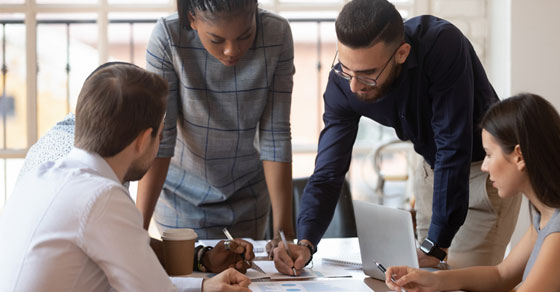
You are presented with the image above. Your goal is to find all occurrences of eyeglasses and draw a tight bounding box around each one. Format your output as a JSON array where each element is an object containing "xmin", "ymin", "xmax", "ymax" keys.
[{"xmin": 330, "ymin": 44, "xmax": 402, "ymax": 87}]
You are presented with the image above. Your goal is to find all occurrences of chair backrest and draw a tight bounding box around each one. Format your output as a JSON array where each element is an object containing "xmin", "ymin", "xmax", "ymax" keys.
[{"xmin": 265, "ymin": 177, "xmax": 357, "ymax": 239}]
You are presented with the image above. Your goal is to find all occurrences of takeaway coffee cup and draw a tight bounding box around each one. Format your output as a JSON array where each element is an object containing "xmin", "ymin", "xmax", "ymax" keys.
[{"xmin": 161, "ymin": 228, "xmax": 198, "ymax": 276}]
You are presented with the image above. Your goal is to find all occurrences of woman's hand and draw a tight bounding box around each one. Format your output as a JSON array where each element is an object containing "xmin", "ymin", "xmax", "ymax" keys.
[
  {"xmin": 385, "ymin": 266, "xmax": 440, "ymax": 292},
  {"xmin": 202, "ymin": 239, "xmax": 254, "ymax": 273}
]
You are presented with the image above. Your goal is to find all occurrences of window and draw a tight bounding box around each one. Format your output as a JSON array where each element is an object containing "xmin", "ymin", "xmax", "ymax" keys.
[{"xmin": 0, "ymin": 0, "xmax": 420, "ymax": 209}]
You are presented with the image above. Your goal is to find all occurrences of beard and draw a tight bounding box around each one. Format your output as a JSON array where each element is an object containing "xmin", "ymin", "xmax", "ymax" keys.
[
  {"xmin": 123, "ymin": 157, "xmax": 152, "ymax": 182},
  {"xmin": 355, "ymin": 62, "xmax": 402, "ymax": 103}
]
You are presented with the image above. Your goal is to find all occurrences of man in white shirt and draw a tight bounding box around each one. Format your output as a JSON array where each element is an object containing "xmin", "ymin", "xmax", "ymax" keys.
[{"xmin": 0, "ymin": 63, "xmax": 251, "ymax": 292}]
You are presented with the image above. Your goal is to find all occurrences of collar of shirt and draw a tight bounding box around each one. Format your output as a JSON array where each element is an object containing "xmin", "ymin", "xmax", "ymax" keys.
[
  {"xmin": 404, "ymin": 35, "xmax": 418, "ymax": 70},
  {"xmin": 67, "ymin": 147, "xmax": 121, "ymax": 184}
]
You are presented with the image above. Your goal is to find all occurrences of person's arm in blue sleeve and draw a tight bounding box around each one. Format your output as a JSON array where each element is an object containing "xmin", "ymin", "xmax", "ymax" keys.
[
  {"xmin": 273, "ymin": 73, "xmax": 359, "ymax": 276},
  {"xmin": 297, "ymin": 72, "xmax": 361, "ymax": 247},
  {"xmin": 425, "ymin": 24, "xmax": 475, "ymax": 248}
]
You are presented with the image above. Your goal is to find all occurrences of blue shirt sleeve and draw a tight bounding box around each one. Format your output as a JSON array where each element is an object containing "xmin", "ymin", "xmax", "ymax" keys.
[
  {"xmin": 296, "ymin": 74, "xmax": 360, "ymax": 246},
  {"xmin": 425, "ymin": 24, "xmax": 474, "ymax": 247}
]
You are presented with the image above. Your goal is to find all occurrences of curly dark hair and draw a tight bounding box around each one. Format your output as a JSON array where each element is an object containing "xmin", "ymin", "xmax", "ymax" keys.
[{"xmin": 177, "ymin": 0, "xmax": 258, "ymax": 30}]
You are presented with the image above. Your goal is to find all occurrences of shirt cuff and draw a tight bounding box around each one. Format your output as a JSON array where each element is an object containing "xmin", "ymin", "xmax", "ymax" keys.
[
  {"xmin": 427, "ymin": 222, "xmax": 459, "ymax": 248},
  {"xmin": 170, "ymin": 277, "xmax": 203, "ymax": 292},
  {"xmin": 297, "ymin": 224, "xmax": 322, "ymax": 248}
]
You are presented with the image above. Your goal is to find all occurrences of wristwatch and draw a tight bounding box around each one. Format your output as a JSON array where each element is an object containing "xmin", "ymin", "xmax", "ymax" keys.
[
  {"xmin": 420, "ymin": 238, "xmax": 446, "ymax": 261},
  {"xmin": 297, "ymin": 240, "xmax": 315, "ymax": 267}
]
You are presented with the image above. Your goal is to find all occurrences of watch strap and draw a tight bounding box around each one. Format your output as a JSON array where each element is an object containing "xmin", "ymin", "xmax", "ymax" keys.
[
  {"xmin": 297, "ymin": 241, "xmax": 314, "ymax": 267},
  {"xmin": 429, "ymin": 245, "xmax": 446, "ymax": 261}
]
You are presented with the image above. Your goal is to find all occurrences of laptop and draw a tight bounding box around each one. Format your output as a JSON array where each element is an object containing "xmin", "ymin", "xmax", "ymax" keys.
[{"xmin": 352, "ymin": 200, "xmax": 419, "ymax": 280}]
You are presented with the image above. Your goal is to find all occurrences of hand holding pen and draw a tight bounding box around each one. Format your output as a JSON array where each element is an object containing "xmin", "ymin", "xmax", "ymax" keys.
[
  {"xmin": 222, "ymin": 228, "xmax": 264, "ymax": 274},
  {"xmin": 279, "ymin": 229, "xmax": 298, "ymax": 276},
  {"xmin": 200, "ymin": 236, "xmax": 254, "ymax": 273},
  {"xmin": 375, "ymin": 261, "xmax": 408, "ymax": 292}
]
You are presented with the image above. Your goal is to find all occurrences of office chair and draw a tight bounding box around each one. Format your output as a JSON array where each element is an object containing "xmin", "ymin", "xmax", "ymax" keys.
[
  {"xmin": 371, "ymin": 140, "xmax": 415, "ymax": 205},
  {"xmin": 265, "ymin": 177, "xmax": 357, "ymax": 239}
]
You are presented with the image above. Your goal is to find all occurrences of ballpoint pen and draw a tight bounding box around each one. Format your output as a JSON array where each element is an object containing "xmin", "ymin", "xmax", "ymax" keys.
[
  {"xmin": 279, "ymin": 229, "xmax": 297, "ymax": 276},
  {"xmin": 375, "ymin": 260, "xmax": 406, "ymax": 292},
  {"xmin": 222, "ymin": 227, "xmax": 265, "ymax": 274}
]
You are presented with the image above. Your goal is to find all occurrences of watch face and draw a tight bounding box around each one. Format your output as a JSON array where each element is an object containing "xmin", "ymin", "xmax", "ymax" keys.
[{"xmin": 420, "ymin": 239, "xmax": 434, "ymax": 253}]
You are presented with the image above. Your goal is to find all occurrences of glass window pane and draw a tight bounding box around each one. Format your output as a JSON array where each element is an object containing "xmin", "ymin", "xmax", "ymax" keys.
[
  {"xmin": 109, "ymin": 0, "xmax": 170, "ymax": 4},
  {"xmin": 37, "ymin": 14, "xmax": 99, "ymax": 138},
  {"xmin": 290, "ymin": 20, "xmax": 336, "ymax": 147},
  {"xmin": 279, "ymin": 0, "xmax": 341, "ymax": 3},
  {"xmin": 293, "ymin": 153, "xmax": 317, "ymax": 178},
  {"xmin": 36, "ymin": 0, "xmax": 96, "ymax": 4},
  {"xmin": 0, "ymin": 14, "xmax": 27, "ymax": 150},
  {"xmin": 0, "ymin": 0, "xmax": 25, "ymax": 4},
  {"xmin": 108, "ymin": 13, "xmax": 163, "ymax": 67}
]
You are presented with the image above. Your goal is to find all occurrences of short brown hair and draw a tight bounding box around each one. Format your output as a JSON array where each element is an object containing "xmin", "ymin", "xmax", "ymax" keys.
[{"xmin": 75, "ymin": 63, "xmax": 168, "ymax": 157}]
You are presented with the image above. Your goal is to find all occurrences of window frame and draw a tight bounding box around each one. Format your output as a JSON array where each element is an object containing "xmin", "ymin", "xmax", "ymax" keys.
[
  {"xmin": 0, "ymin": 0, "xmax": 422, "ymax": 206},
  {"xmin": 0, "ymin": 0, "xmax": 420, "ymax": 157}
]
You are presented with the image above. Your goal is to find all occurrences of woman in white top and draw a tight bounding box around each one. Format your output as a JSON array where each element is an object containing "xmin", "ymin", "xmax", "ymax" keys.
[{"xmin": 386, "ymin": 93, "xmax": 560, "ymax": 291}]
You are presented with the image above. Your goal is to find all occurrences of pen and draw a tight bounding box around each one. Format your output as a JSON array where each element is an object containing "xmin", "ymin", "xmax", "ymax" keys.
[
  {"xmin": 279, "ymin": 229, "xmax": 297, "ymax": 276},
  {"xmin": 222, "ymin": 227, "xmax": 234, "ymax": 242},
  {"xmin": 222, "ymin": 228, "xmax": 265, "ymax": 274},
  {"xmin": 375, "ymin": 260, "xmax": 406, "ymax": 292}
]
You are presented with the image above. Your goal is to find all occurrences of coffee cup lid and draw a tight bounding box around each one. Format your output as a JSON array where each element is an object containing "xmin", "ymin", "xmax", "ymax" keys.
[{"xmin": 162, "ymin": 228, "xmax": 198, "ymax": 241}]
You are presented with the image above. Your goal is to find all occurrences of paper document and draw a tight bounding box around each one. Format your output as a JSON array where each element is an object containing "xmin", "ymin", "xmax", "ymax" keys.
[
  {"xmin": 321, "ymin": 257, "xmax": 362, "ymax": 268},
  {"xmin": 246, "ymin": 260, "xmax": 352, "ymax": 280},
  {"xmin": 249, "ymin": 279, "xmax": 372, "ymax": 292},
  {"xmin": 321, "ymin": 249, "xmax": 362, "ymax": 268},
  {"xmin": 246, "ymin": 260, "xmax": 318, "ymax": 280},
  {"xmin": 197, "ymin": 238, "xmax": 267, "ymax": 257}
]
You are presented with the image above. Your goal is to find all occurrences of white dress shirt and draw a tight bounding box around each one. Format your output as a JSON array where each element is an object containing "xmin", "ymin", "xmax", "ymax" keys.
[{"xmin": 0, "ymin": 148, "xmax": 202, "ymax": 292}]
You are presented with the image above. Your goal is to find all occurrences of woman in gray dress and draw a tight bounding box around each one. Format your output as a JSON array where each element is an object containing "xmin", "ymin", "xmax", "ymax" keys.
[
  {"xmin": 385, "ymin": 93, "xmax": 560, "ymax": 292},
  {"xmin": 138, "ymin": 0, "xmax": 295, "ymax": 246}
]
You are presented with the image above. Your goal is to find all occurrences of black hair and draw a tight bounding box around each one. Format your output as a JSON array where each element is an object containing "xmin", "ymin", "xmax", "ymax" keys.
[
  {"xmin": 177, "ymin": 0, "xmax": 258, "ymax": 30},
  {"xmin": 480, "ymin": 93, "xmax": 560, "ymax": 209},
  {"xmin": 335, "ymin": 0, "xmax": 404, "ymax": 48}
]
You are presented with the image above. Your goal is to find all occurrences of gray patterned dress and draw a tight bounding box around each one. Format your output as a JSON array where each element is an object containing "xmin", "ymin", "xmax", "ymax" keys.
[{"xmin": 146, "ymin": 9, "xmax": 294, "ymax": 239}]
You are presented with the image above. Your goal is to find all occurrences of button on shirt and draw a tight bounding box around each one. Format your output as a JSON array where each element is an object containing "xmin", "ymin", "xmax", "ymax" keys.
[
  {"xmin": 0, "ymin": 148, "xmax": 201, "ymax": 292},
  {"xmin": 297, "ymin": 15, "xmax": 499, "ymax": 248}
]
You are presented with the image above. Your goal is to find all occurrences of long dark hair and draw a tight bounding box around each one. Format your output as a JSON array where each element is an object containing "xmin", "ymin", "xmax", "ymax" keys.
[
  {"xmin": 480, "ymin": 93, "xmax": 560, "ymax": 209},
  {"xmin": 177, "ymin": 0, "xmax": 258, "ymax": 30}
]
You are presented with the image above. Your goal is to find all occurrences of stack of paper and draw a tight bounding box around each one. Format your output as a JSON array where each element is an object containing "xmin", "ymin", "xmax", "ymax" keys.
[
  {"xmin": 249, "ymin": 279, "xmax": 373, "ymax": 292},
  {"xmin": 246, "ymin": 260, "xmax": 352, "ymax": 280},
  {"xmin": 198, "ymin": 238, "xmax": 268, "ymax": 257}
]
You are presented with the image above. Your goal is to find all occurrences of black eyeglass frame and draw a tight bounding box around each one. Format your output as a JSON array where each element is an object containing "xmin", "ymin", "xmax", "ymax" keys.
[{"xmin": 330, "ymin": 43, "xmax": 403, "ymax": 87}]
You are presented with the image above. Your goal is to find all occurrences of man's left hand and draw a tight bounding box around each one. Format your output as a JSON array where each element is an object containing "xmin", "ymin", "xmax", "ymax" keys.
[
  {"xmin": 265, "ymin": 236, "xmax": 281, "ymax": 259},
  {"xmin": 416, "ymin": 247, "xmax": 448, "ymax": 268},
  {"xmin": 265, "ymin": 233, "xmax": 295, "ymax": 259}
]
